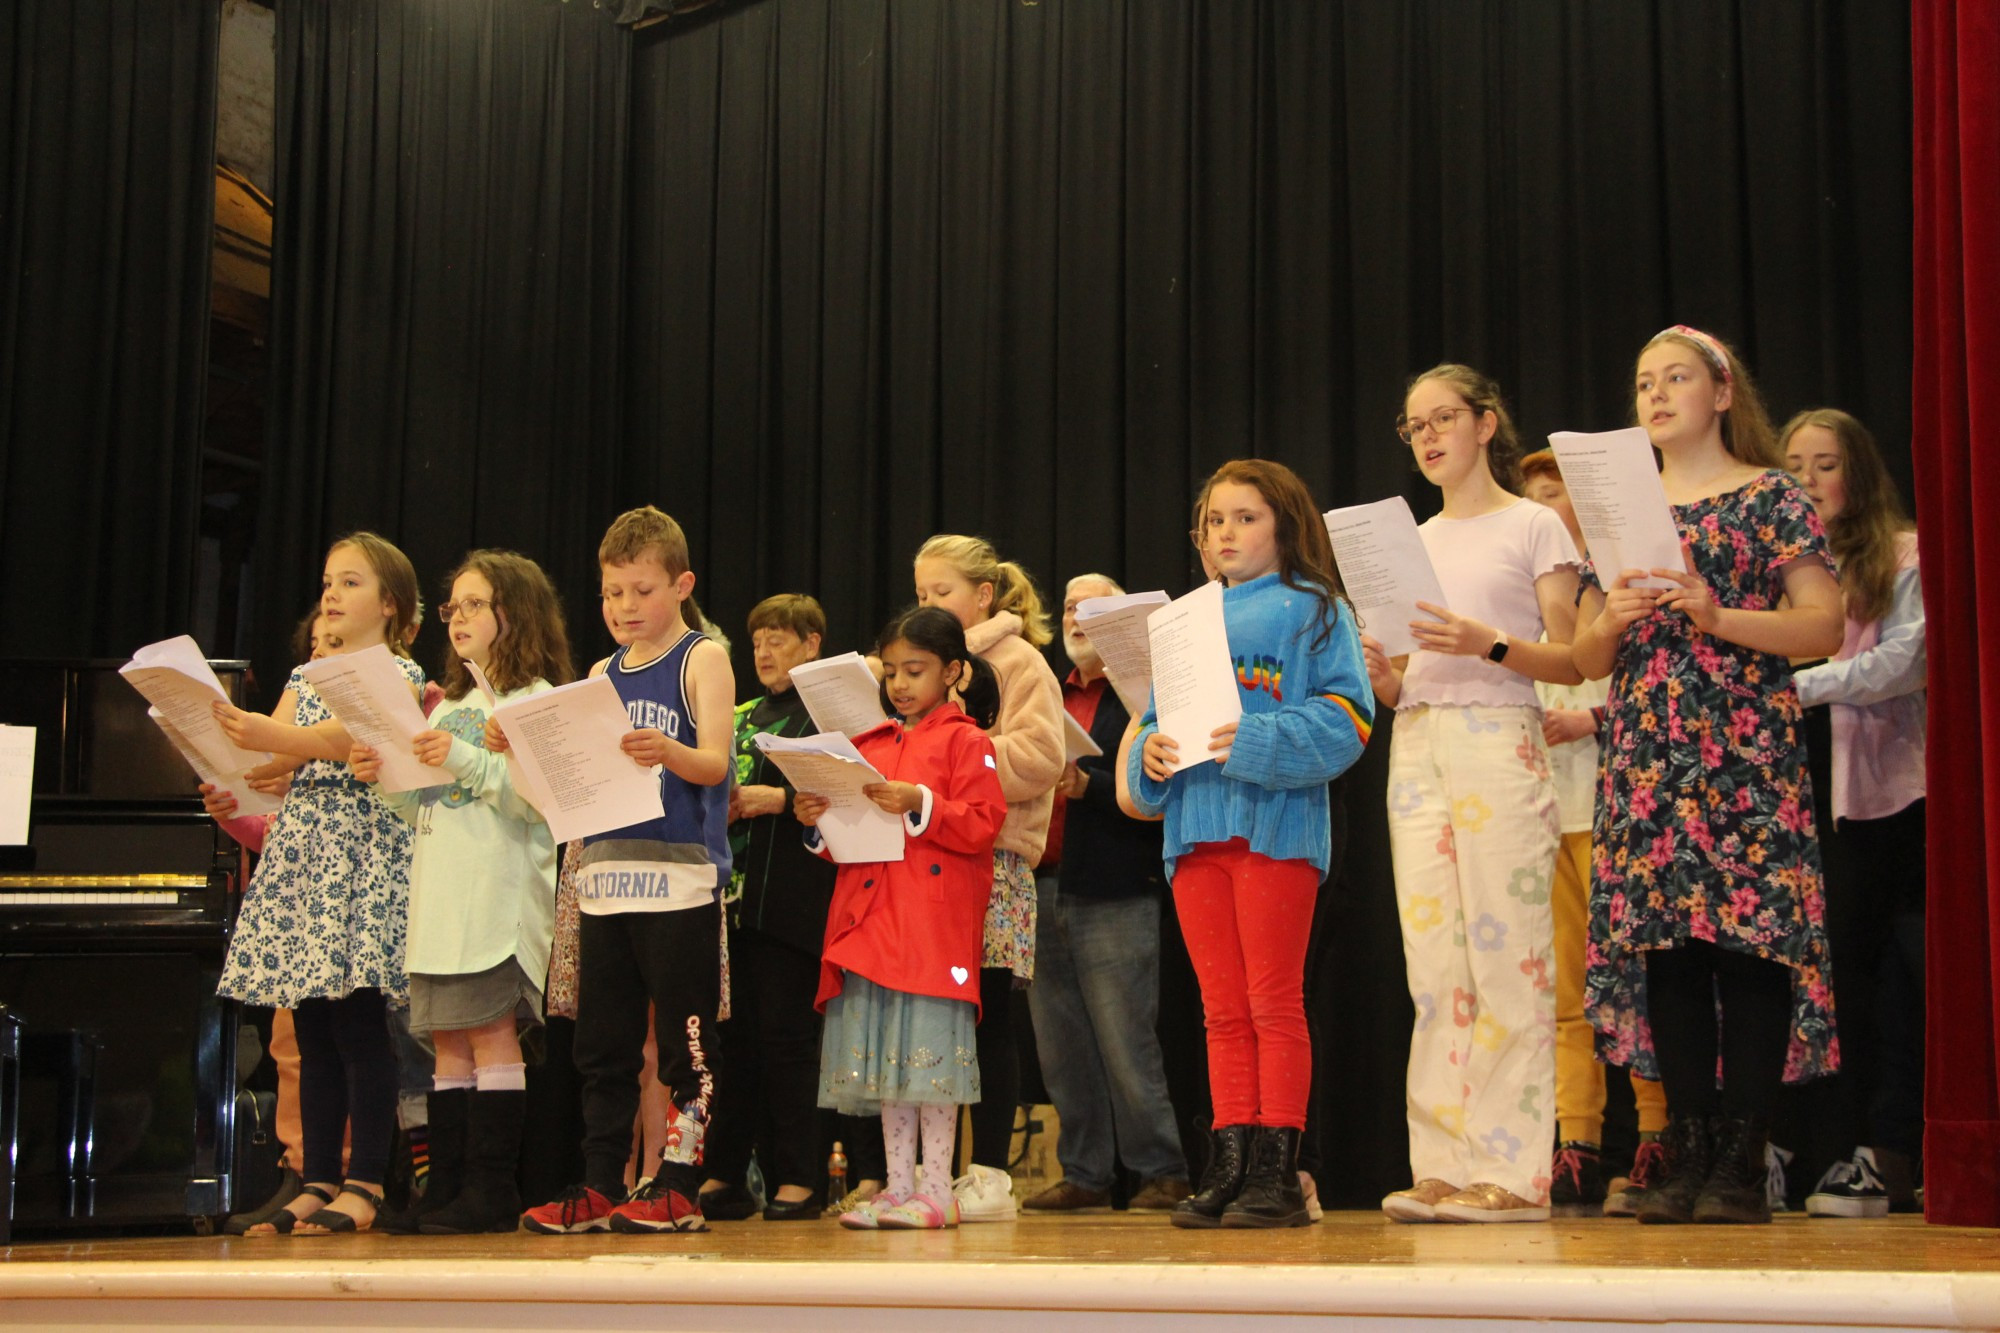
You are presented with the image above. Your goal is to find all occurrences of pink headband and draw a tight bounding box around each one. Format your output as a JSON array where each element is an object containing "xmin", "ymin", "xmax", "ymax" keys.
[{"xmin": 1659, "ymin": 324, "xmax": 1733, "ymax": 385}]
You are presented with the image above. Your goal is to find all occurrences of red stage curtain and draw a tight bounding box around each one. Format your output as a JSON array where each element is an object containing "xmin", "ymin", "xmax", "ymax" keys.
[{"xmin": 1913, "ymin": 0, "xmax": 2000, "ymax": 1227}]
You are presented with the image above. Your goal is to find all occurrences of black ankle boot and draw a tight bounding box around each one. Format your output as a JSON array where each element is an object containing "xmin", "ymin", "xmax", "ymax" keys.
[
  {"xmin": 1636, "ymin": 1114, "xmax": 1712, "ymax": 1225},
  {"xmin": 378, "ymin": 1087, "xmax": 468, "ymax": 1234},
  {"xmin": 421, "ymin": 1089, "xmax": 526, "ymax": 1234},
  {"xmin": 1693, "ymin": 1115, "xmax": 1772, "ymax": 1224},
  {"xmin": 1171, "ymin": 1124, "xmax": 1251, "ymax": 1230},
  {"xmin": 1221, "ymin": 1127, "xmax": 1308, "ymax": 1228}
]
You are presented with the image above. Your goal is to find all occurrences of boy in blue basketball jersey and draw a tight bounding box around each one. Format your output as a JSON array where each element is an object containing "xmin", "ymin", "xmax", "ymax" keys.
[{"xmin": 517, "ymin": 506, "xmax": 735, "ymax": 1234}]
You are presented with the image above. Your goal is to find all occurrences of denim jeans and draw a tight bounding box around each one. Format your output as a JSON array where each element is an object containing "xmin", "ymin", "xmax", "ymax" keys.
[
  {"xmin": 1027, "ymin": 873, "xmax": 1186, "ymax": 1190},
  {"xmin": 386, "ymin": 1002, "xmax": 433, "ymax": 1130}
]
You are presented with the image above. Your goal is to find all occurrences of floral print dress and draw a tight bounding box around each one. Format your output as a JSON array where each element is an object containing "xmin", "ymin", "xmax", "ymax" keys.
[
  {"xmin": 1583, "ymin": 470, "xmax": 1839, "ymax": 1084},
  {"xmin": 218, "ymin": 657, "xmax": 423, "ymax": 1006}
]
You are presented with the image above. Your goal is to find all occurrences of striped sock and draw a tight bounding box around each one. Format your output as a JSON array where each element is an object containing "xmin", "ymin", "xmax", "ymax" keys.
[{"xmin": 407, "ymin": 1122, "xmax": 430, "ymax": 1194}]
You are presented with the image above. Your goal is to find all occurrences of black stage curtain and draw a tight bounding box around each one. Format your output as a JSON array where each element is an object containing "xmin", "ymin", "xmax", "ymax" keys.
[
  {"xmin": 259, "ymin": 0, "xmax": 1908, "ymax": 1206},
  {"xmin": 257, "ymin": 0, "xmax": 629, "ymax": 686},
  {"xmin": 0, "ymin": 0, "xmax": 217, "ymax": 657},
  {"xmin": 624, "ymin": 0, "xmax": 1910, "ymax": 666}
]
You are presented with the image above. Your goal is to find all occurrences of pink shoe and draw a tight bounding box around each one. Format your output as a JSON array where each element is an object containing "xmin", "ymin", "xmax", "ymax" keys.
[
  {"xmin": 876, "ymin": 1192, "xmax": 959, "ymax": 1230},
  {"xmin": 839, "ymin": 1191, "xmax": 904, "ymax": 1230}
]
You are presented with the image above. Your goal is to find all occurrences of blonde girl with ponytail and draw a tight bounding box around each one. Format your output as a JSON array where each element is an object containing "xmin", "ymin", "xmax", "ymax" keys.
[{"xmin": 913, "ymin": 534, "xmax": 1067, "ymax": 1215}]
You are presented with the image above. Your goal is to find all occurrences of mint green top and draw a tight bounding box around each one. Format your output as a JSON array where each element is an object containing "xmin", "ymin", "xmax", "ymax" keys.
[{"xmin": 381, "ymin": 681, "xmax": 557, "ymax": 987}]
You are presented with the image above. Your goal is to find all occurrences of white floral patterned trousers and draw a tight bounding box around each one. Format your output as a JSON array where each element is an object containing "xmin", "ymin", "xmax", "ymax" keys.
[{"xmin": 1387, "ymin": 703, "xmax": 1561, "ymax": 1203}]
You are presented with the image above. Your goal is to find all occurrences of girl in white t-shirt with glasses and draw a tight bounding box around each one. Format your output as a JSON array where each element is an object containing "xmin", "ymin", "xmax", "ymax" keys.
[{"xmin": 1363, "ymin": 364, "xmax": 1582, "ymax": 1223}]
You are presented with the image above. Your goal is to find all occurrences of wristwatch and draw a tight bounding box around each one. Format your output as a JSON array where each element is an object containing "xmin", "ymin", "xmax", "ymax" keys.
[{"xmin": 1487, "ymin": 630, "xmax": 1511, "ymax": 664}]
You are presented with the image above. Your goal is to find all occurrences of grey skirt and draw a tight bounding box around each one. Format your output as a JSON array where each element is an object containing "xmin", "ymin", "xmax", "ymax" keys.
[{"xmin": 409, "ymin": 957, "xmax": 544, "ymax": 1035}]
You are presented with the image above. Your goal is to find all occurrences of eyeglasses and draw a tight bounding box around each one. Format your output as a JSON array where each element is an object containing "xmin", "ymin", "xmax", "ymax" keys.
[
  {"xmin": 437, "ymin": 598, "xmax": 492, "ymax": 622},
  {"xmin": 1395, "ymin": 406, "xmax": 1478, "ymax": 444}
]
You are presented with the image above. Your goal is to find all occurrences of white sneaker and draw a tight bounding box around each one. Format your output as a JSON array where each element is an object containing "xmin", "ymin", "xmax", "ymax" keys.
[
  {"xmin": 950, "ymin": 1163, "xmax": 1018, "ymax": 1222},
  {"xmin": 1806, "ymin": 1147, "xmax": 1892, "ymax": 1218}
]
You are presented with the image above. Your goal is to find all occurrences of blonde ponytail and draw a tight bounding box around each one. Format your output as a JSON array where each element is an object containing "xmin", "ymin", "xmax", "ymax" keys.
[
  {"xmin": 991, "ymin": 560, "xmax": 1053, "ymax": 647},
  {"xmin": 914, "ymin": 534, "xmax": 1054, "ymax": 646}
]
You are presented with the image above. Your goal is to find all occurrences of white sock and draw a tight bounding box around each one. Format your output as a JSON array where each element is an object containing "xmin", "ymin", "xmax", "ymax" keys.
[
  {"xmin": 432, "ymin": 1073, "xmax": 477, "ymax": 1092},
  {"xmin": 473, "ymin": 1062, "xmax": 527, "ymax": 1092}
]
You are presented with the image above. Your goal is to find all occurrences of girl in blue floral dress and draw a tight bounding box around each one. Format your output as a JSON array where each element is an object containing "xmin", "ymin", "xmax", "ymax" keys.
[
  {"xmin": 212, "ymin": 532, "xmax": 426, "ymax": 1234},
  {"xmin": 1572, "ymin": 328, "xmax": 1846, "ymax": 1225}
]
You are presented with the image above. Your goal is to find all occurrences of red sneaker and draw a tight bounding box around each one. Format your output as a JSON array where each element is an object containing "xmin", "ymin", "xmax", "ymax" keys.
[
  {"xmin": 521, "ymin": 1184, "xmax": 617, "ymax": 1235},
  {"xmin": 609, "ymin": 1176, "xmax": 708, "ymax": 1233}
]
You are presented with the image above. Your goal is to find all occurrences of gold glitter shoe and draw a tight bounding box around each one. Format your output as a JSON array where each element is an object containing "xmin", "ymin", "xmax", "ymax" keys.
[
  {"xmin": 824, "ymin": 1180, "xmax": 882, "ymax": 1219},
  {"xmin": 1432, "ymin": 1181, "xmax": 1551, "ymax": 1223},
  {"xmin": 1381, "ymin": 1178, "xmax": 1460, "ymax": 1222}
]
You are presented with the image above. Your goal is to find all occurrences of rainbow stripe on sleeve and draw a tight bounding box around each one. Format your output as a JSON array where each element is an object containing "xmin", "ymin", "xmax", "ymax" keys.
[{"xmin": 1327, "ymin": 692, "xmax": 1374, "ymax": 747}]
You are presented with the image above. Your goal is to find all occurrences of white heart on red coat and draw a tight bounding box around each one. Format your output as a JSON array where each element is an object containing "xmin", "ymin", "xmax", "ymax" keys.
[{"xmin": 951, "ymin": 966, "xmax": 969, "ymax": 985}]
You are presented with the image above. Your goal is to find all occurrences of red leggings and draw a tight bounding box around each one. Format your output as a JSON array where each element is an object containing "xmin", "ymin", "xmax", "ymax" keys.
[{"xmin": 1171, "ymin": 838, "xmax": 1320, "ymax": 1129}]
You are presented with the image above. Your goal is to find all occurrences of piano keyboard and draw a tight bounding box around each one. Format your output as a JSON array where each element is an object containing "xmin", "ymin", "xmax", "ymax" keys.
[
  {"xmin": 2, "ymin": 890, "xmax": 183, "ymax": 906},
  {"xmin": 0, "ymin": 875, "xmax": 207, "ymax": 907}
]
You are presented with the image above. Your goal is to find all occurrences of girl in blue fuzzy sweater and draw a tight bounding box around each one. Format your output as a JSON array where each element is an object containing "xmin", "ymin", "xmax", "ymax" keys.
[{"xmin": 1126, "ymin": 458, "xmax": 1374, "ymax": 1229}]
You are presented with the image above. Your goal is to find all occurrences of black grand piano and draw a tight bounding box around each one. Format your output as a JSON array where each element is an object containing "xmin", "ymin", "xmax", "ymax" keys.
[{"xmin": 0, "ymin": 658, "xmax": 248, "ymax": 1235}]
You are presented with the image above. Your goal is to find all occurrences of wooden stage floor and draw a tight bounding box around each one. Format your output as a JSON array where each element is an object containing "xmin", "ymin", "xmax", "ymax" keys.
[{"xmin": 3, "ymin": 1210, "xmax": 1997, "ymax": 1331}]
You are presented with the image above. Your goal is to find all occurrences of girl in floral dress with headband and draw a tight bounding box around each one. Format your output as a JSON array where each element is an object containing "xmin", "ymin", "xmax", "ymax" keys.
[{"xmin": 1572, "ymin": 326, "xmax": 1845, "ymax": 1225}]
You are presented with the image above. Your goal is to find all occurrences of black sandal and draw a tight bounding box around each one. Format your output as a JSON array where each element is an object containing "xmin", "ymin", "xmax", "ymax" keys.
[
  {"xmin": 294, "ymin": 1183, "xmax": 385, "ymax": 1235},
  {"xmin": 250, "ymin": 1183, "xmax": 336, "ymax": 1236}
]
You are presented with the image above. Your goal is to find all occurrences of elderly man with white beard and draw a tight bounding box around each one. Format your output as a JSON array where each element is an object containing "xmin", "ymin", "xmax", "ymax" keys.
[{"xmin": 1020, "ymin": 574, "xmax": 1192, "ymax": 1213}]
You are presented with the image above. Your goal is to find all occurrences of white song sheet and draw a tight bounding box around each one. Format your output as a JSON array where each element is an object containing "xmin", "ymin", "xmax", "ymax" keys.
[
  {"xmin": 1547, "ymin": 428, "xmax": 1683, "ymax": 590},
  {"xmin": 298, "ymin": 645, "xmax": 450, "ymax": 794},
  {"xmin": 752, "ymin": 731, "xmax": 905, "ymax": 863},
  {"xmin": 120, "ymin": 637, "xmax": 247, "ymax": 775},
  {"xmin": 466, "ymin": 661, "xmax": 553, "ymax": 815},
  {"xmin": 786, "ymin": 652, "xmax": 889, "ymax": 738},
  {"xmin": 1146, "ymin": 580, "xmax": 1242, "ymax": 774},
  {"xmin": 0, "ymin": 725, "xmax": 33, "ymax": 845},
  {"xmin": 1321, "ymin": 498, "xmax": 1448, "ymax": 658},
  {"xmin": 1073, "ymin": 590, "xmax": 1171, "ymax": 716},
  {"xmin": 150, "ymin": 710, "xmax": 280, "ymax": 817},
  {"xmin": 492, "ymin": 674, "xmax": 664, "ymax": 845},
  {"xmin": 120, "ymin": 635, "xmax": 280, "ymax": 809},
  {"xmin": 1062, "ymin": 710, "xmax": 1103, "ymax": 762}
]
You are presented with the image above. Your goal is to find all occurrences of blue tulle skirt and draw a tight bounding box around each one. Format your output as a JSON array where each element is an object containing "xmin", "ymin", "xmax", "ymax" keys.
[{"xmin": 818, "ymin": 973, "xmax": 981, "ymax": 1112}]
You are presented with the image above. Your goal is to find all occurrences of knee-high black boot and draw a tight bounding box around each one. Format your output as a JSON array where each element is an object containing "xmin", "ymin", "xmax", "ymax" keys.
[
  {"xmin": 378, "ymin": 1088, "xmax": 467, "ymax": 1235},
  {"xmin": 421, "ymin": 1090, "xmax": 525, "ymax": 1234}
]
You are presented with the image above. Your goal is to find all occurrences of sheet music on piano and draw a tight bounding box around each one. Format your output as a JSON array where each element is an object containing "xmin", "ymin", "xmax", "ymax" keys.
[{"xmin": 0, "ymin": 724, "xmax": 31, "ymax": 844}]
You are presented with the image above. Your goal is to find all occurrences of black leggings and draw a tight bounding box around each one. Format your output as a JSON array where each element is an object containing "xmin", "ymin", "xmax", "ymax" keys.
[
  {"xmin": 293, "ymin": 988, "xmax": 398, "ymax": 1185},
  {"xmin": 704, "ymin": 929, "xmax": 824, "ymax": 1191},
  {"xmin": 1644, "ymin": 940, "xmax": 1791, "ymax": 1122},
  {"xmin": 968, "ymin": 967, "xmax": 1020, "ymax": 1171}
]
